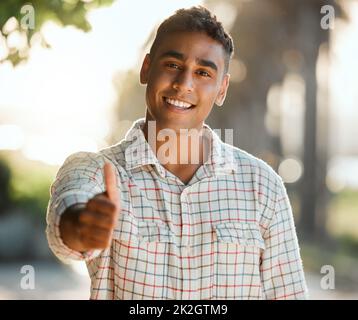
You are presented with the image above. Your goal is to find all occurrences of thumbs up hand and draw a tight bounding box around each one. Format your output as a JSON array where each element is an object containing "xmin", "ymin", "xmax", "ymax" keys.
[{"xmin": 59, "ymin": 162, "xmax": 120, "ymax": 252}]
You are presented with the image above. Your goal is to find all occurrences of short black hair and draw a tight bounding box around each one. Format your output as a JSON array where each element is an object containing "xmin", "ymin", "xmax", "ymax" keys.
[{"xmin": 149, "ymin": 6, "xmax": 234, "ymax": 73}]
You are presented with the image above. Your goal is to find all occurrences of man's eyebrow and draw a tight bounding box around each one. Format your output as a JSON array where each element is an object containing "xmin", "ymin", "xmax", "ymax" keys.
[
  {"xmin": 159, "ymin": 50, "xmax": 184, "ymax": 60},
  {"xmin": 196, "ymin": 58, "xmax": 218, "ymax": 72},
  {"xmin": 159, "ymin": 50, "xmax": 218, "ymax": 72}
]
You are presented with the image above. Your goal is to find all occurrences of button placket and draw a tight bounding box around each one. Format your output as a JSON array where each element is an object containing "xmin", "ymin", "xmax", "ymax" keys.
[
  {"xmin": 180, "ymin": 188, "xmax": 190, "ymax": 246},
  {"xmin": 179, "ymin": 187, "xmax": 195, "ymax": 299}
]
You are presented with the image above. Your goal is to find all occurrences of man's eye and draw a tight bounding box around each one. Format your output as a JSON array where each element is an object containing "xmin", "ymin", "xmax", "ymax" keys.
[
  {"xmin": 167, "ymin": 63, "xmax": 180, "ymax": 69},
  {"xmin": 197, "ymin": 70, "xmax": 210, "ymax": 77}
]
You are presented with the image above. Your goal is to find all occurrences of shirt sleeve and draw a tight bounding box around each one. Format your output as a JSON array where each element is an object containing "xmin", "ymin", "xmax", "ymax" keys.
[
  {"xmin": 260, "ymin": 176, "xmax": 309, "ymax": 300},
  {"xmin": 46, "ymin": 151, "xmax": 108, "ymax": 264}
]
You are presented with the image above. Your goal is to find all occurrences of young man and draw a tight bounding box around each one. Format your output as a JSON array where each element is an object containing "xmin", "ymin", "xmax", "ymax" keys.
[{"xmin": 46, "ymin": 6, "xmax": 308, "ymax": 300}]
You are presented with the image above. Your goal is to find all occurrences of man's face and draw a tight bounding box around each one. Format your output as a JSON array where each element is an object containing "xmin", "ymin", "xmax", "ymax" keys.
[{"xmin": 140, "ymin": 31, "xmax": 230, "ymax": 131}]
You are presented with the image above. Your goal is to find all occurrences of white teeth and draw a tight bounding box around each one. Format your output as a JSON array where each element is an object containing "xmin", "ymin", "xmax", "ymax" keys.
[{"xmin": 165, "ymin": 98, "xmax": 192, "ymax": 109}]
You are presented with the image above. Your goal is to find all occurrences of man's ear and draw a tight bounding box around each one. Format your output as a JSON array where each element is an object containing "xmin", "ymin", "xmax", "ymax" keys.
[
  {"xmin": 140, "ymin": 54, "xmax": 151, "ymax": 84},
  {"xmin": 215, "ymin": 73, "xmax": 230, "ymax": 106}
]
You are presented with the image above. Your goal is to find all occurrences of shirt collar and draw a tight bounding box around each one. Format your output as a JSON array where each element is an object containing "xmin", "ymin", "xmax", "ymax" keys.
[
  {"xmin": 124, "ymin": 118, "xmax": 163, "ymax": 174},
  {"xmin": 124, "ymin": 118, "xmax": 237, "ymax": 178}
]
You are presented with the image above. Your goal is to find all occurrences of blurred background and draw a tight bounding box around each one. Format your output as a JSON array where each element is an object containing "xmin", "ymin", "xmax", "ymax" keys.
[{"xmin": 0, "ymin": 0, "xmax": 357, "ymax": 299}]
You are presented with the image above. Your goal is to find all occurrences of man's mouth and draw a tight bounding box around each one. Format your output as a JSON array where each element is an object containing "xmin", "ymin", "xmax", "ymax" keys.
[{"xmin": 163, "ymin": 97, "xmax": 195, "ymax": 110}]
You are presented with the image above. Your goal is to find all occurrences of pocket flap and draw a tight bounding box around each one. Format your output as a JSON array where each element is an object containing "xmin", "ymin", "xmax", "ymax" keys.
[
  {"xmin": 138, "ymin": 221, "xmax": 174, "ymax": 243},
  {"xmin": 214, "ymin": 222, "xmax": 265, "ymax": 249}
]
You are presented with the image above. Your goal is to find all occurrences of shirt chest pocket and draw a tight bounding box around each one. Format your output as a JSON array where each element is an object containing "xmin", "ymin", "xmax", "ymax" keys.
[
  {"xmin": 213, "ymin": 222, "xmax": 265, "ymax": 299},
  {"xmin": 214, "ymin": 222, "xmax": 266, "ymax": 251},
  {"xmin": 112, "ymin": 217, "xmax": 175, "ymax": 299}
]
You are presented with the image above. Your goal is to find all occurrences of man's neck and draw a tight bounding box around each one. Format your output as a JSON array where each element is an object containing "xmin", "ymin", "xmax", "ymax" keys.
[{"xmin": 143, "ymin": 121, "xmax": 209, "ymax": 163}]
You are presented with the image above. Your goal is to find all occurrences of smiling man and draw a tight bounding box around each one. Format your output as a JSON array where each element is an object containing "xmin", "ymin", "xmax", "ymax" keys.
[
  {"xmin": 46, "ymin": 6, "xmax": 308, "ymax": 300},
  {"xmin": 141, "ymin": 29, "xmax": 230, "ymax": 184}
]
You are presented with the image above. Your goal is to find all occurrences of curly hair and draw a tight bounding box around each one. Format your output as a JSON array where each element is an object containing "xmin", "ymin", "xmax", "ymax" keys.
[{"xmin": 149, "ymin": 6, "xmax": 234, "ymax": 73}]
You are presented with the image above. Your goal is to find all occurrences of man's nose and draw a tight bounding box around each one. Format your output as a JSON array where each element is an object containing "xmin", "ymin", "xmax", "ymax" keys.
[{"xmin": 172, "ymin": 70, "xmax": 194, "ymax": 92}]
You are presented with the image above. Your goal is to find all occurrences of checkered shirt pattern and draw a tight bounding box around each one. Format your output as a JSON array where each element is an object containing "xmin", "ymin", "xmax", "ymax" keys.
[{"xmin": 46, "ymin": 118, "xmax": 308, "ymax": 300}]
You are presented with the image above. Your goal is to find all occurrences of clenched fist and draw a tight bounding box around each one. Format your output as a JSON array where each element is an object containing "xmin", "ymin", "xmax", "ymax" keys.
[{"xmin": 59, "ymin": 162, "xmax": 120, "ymax": 252}]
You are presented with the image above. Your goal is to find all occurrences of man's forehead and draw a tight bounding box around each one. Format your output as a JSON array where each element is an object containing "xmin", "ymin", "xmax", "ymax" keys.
[{"xmin": 153, "ymin": 32, "xmax": 226, "ymax": 68}]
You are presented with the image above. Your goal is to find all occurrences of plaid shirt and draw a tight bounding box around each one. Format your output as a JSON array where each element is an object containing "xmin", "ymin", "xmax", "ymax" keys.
[{"xmin": 46, "ymin": 118, "xmax": 308, "ymax": 300}]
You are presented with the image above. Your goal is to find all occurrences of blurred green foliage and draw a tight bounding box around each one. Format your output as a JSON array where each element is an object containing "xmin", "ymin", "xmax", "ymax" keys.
[
  {"xmin": 0, "ymin": 158, "xmax": 11, "ymax": 212},
  {"xmin": 0, "ymin": 0, "xmax": 114, "ymax": 65},
  {"xmin": 337, "ymin": 233, "xmax": 358, "ymax": 259},
  {"xmin": 0, "ymin": 151, "xmax": 57, "ymax": 218},
  {"xmin": 301, "ymin": 241, "xmax": 358, "ymax": 289},
  {"xmin": 328, "ymin": 189, "xmax": 358, "ymax": 240}
]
